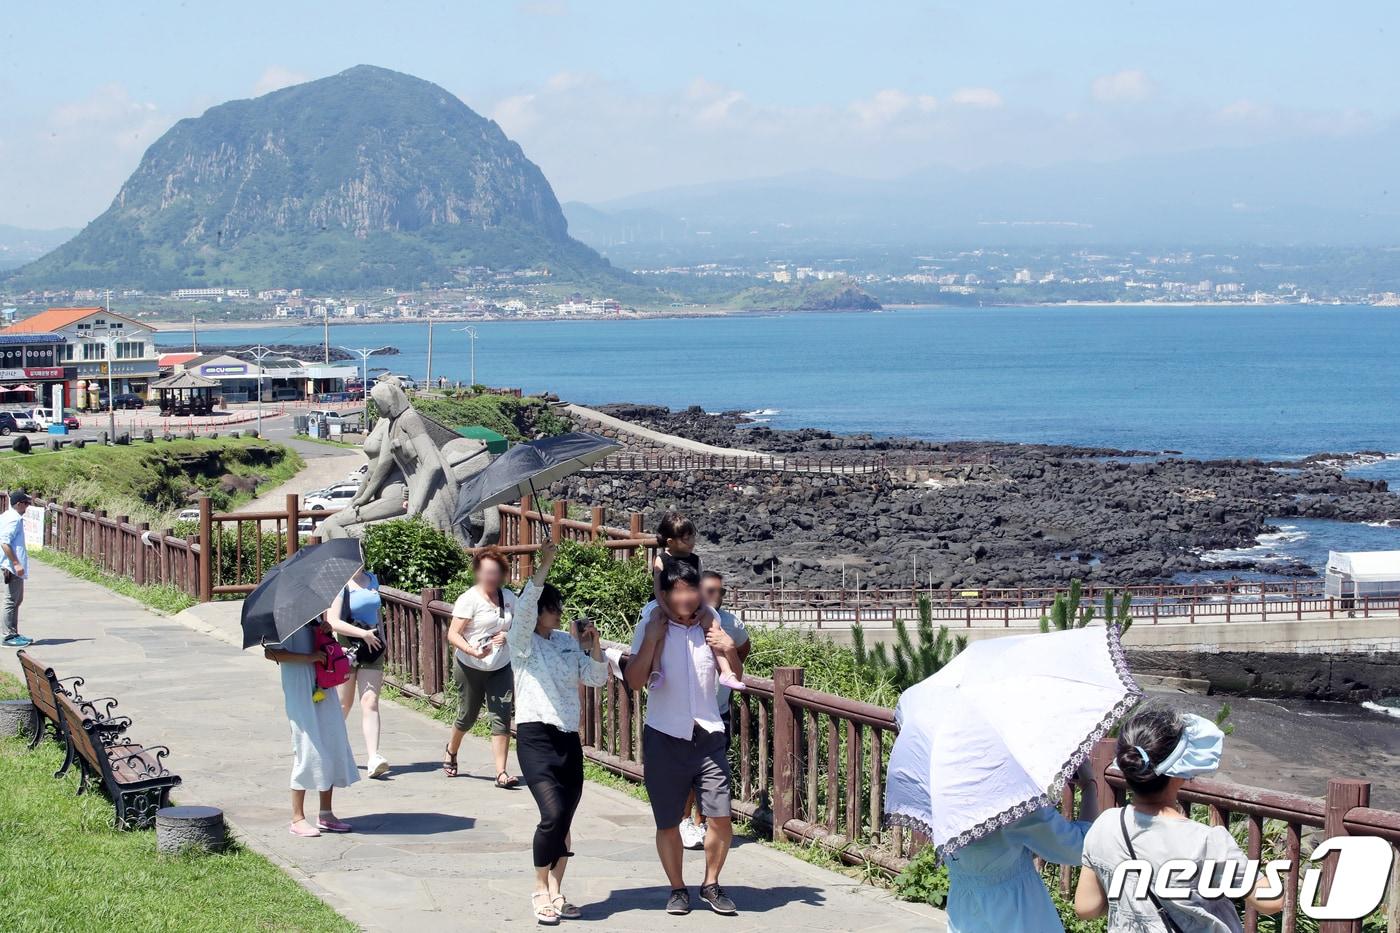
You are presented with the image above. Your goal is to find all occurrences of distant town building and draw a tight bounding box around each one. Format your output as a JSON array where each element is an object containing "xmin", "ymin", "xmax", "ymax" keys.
[{"xmin": 2, "ymin": 306, "xmax": 160, "ymax": 407}]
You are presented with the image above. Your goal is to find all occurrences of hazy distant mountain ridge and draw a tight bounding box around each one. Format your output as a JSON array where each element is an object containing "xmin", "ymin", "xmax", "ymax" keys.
[{"xmin": 12, "ymin": 65, "xmax": 609, "ymax": 289}]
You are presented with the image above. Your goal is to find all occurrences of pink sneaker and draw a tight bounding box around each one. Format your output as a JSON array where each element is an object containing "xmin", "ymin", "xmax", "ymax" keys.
[
  {"xmin": 316, "ymin": 814, "xmax": 352, "ymax": 833},
  {"xmin": 288, "ymin": 820, "xmax": 321, "ymax": 838},
  {"xmin": 718, "ymin": 673, "xmax": 745, "ymax": 692}
]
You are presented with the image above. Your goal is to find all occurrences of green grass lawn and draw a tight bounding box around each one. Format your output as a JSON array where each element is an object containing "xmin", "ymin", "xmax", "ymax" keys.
[{"xmin": 0, "ymin": 672, "xmax": 354, "ymax": 933}]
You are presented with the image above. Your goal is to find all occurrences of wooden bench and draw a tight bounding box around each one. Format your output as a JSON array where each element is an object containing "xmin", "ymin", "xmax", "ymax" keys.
[
  {"xmin": 17, "ymin": 650, "xmax": 128, "ymax": 778},
  {"xmin": 56, "ymin": 693, "xmax": 179, "ymax": 829}
]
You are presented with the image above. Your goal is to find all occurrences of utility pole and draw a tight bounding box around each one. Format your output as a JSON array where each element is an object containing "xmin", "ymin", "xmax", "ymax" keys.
[
  {"xmin": 191, "ymin": 314, "xmax": 200, "ymax": 354},
  {"xmin": 322, "ymin": 307, "xmax": 330, "ymax": 364},
  {"xmin": 236, "ymin": 345, "xmax": 282, "ymax": 436},
  {"xmin": 456, "ymin": 325, "xmax": 479, "ymax": 386}
]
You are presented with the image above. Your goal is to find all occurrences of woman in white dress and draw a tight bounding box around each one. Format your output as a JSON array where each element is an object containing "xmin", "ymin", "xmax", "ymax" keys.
[{"xmin": 265, "ymin": 616, "xmax": 360, "ymax": 838}]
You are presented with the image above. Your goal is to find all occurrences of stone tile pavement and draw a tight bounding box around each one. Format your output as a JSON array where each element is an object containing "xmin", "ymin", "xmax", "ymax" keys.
[{"xmin": 1, "ymin": 562, "xmax": 946, "ymax": 932}]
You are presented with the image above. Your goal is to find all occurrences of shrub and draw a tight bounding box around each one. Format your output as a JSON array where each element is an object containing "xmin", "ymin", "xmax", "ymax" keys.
[
  {"xmin": 850, "ymin": 596, "xmax": 965, "ymax": 693},
  {"xmin": 547, "ymin": 540, "xmax": 653, "ymax": 641},
  {"xmin": 362, "ymin": 517, "xmax": 467, "ymax": 593},
  {"xmin": 893, "ymin": 846, "xmax": 949, "ymax": 908}
]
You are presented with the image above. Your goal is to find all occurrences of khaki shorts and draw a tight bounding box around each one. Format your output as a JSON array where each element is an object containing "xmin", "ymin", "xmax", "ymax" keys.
[{"xmin": 642, "ymin": 724, "xmax": 732, "ymax": 829}]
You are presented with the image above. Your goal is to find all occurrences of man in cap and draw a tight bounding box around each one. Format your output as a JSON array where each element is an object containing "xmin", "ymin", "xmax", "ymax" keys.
[{"xmin": 1, "ymin": 490, "xmax": 33, "ymax": 648}]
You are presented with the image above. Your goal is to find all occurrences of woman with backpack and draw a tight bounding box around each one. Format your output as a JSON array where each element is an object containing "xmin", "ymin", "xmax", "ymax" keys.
[
  {"xmin": 265, "ymin": 613, "xmax": 359, "ymax": 838},
  {"xmin": 329, "ymin": 568, "xmax": 389, "ymax": 778}
]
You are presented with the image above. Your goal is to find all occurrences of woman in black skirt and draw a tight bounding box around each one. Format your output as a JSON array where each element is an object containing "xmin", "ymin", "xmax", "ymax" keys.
[{"xmin": 505, "ymin": 543, "xmax": 609, "ymax": 925}]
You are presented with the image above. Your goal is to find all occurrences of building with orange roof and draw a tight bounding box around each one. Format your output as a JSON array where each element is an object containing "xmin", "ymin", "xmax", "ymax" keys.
[{"xmin": 1, "ymin": 306, "xmax": 160, "ymax": 409}]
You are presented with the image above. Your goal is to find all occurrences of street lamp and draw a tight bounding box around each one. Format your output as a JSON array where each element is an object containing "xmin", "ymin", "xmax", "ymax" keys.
[
  {"xmin": 455, "ymin": 325, "xmax": 479, "ymax": 387},
  {"xmin": 96, "ymin": 334, "xmax": 118, "ymax": 442},
  {"xmin": 235, "ymin": 345, "xmax": 283, "ymax": 436},
  {"xmin": 338, "ymin": 345, "xmax": 391, "ymax": 400}
]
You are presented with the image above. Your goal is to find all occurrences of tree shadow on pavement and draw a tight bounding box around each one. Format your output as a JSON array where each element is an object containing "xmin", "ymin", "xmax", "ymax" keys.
[{"xmin": 346, "ymin": 811, "xmax": 476, "ymax": 835}]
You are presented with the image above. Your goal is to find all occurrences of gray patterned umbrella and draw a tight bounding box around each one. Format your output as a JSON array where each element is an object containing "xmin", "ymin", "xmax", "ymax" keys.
[
  {"xmin": 240, "ymin": 538, "xmax": 364, "ymax": 649},
  {"xmin": 452, "ymin": 431, "xmax": 621, "ymax": 528}
]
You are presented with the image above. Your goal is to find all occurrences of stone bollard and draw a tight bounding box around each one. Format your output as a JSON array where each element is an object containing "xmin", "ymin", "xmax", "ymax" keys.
[
  {"xmin": 245, "ymin": 429, "xmax": 258, "ymax": 438},
  {"xmin": 209, "ymin": 432, "xmax": 218, "ymax": 440},
  {"xmin": 12, "ymin": 435, "xmax": 30, "ymax": 454},
  {"xmin": 0, "ymin": 699, "xmax": 34, "ymax": 738},
  {"xmin": 46, "ymin": 438, "xmax": 61, "ymax": 451},
  {"xmin": 116, "ymin": 433, "xmax": 131, "ymax": 446},
  {"xmin": 73, "ymin": 438, "xmax": 87, "ymax": 449},
  {"xmin": 100, "ymin": 431, "xmax": 109, "ymax": 445},
  {"xmin": 143, "ymin": 429, "xmax": 155, "ymax": 443},
  {"xmin": 155, "ymin": 806, "xmax": 227, "ymax": 855},
  {"xmin": 163, "ymin": 433, "xmax": 174, "ymax": 442},
  {"xmin": 184, "ymin": 431, "xmax": 196, "ymax": 441}
]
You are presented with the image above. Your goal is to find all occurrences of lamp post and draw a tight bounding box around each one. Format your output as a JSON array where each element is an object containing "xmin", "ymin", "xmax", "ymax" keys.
[
  {"xmin": 338, "ymin": 345, "xmax": 391, "ymax": 401},
  {"xmin": 100, "ymin": 290, "xmax": 117, "ymax": 441},
  {"xmin": 235, "ymin": 345, "xmax": 282, "ymax": 436},
  {"xmin": 455, "ymin": 325, "xmax": 479, "ymax": 387}
]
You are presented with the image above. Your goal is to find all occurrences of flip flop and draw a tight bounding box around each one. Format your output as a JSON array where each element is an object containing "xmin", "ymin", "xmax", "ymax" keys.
[{"xmin": 496, "ymin": 771, "xmax": 519, "ymax": 789}]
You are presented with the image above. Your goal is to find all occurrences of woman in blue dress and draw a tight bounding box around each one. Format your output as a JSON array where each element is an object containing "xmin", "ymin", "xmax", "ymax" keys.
[{"xmin": 944, "ymin": 760, "xmax": 1102, "ymax": 932}]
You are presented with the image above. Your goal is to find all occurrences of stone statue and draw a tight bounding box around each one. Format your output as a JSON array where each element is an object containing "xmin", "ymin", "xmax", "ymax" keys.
[{"xmin": 317, "ymin": 379, "xmax": 499, "ymax": 547}]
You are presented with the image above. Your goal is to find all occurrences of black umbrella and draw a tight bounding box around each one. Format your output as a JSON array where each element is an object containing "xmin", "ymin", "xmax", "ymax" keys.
[
  {"xmin": 240, "ymin": 538, "xmax": 364, "ymax": 649},
  {"xmin": 453, "ymin": 431, "xmax": 622, "ymax": 528}
]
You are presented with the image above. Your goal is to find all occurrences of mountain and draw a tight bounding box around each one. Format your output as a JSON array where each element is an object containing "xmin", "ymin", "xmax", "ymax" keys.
[
  {"xmin": 9, "ymin": 65, "xmax": 612, "ymax": 290},
  {"xmin": 0, "ymin": 225, "xmax": 79, "ymax": 271},
  {"xmin": 572, "ymin": 126, "xmax": 1400, "ymax": 260}
]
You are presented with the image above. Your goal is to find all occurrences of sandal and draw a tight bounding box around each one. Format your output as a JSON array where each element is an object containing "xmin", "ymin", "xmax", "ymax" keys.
[
  {"xmin": 496, "ymin": 770, "xmax": 520, "ymax": 789},
  {"xmin": 531, "ymin": 892, "xmax": 560, "ymax": 926},
  {"xmin": 442, "ymin": 745, "xmax": 458, "ymax": 778},
  {"xmin": 551, "ymin": 895, "xmax": 581, "ymax": 920}
]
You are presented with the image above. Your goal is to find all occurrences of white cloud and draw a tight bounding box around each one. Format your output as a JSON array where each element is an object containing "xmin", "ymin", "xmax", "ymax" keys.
[
  {"xmin": 851, "ymin": 89, "xmax": 938, "ymax": 126},
  {"xmin": 1091, "ymin": 69, "xmax": 1154, "ymax": 103},
  {"xmin": 253, "ymin": 66, "xmax": 310, "ymax": 97},
  {"xmin": 949, "ymin": 87, "xmax": 1003, "ymax": 108}
]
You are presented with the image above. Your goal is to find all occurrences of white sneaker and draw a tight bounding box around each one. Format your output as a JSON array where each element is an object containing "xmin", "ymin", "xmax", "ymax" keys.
[
  {"xmin": 368, "ymin": 755, "xmax": 390, "ymax": 778},
  {"xmin": 679, "ymin": 816, "xmax": 705, "ymax": 850}
]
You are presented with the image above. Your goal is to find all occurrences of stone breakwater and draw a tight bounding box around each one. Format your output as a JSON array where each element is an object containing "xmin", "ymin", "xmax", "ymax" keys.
[{"xmin": 554, "ymin": 405, "xmax": 1400, "ymax": 590}]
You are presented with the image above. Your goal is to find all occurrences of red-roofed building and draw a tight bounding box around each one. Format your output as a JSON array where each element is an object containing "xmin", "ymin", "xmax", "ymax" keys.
[
  {"xmin": 1, "ymin": 306, "xmax": 160, "ymax": 409},
  {"xmin": 158, "ymin": 352, "xmax": 201, "ymax": 371}
]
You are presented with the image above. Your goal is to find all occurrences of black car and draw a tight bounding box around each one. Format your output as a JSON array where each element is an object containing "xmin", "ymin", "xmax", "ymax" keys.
[
  {"xmin": 0, "ymin": 412, "xmax": 17, "ymax": 436},
  {"xmin": 100, "ymin": 393, "xmax": 146, "ymax": 410}
]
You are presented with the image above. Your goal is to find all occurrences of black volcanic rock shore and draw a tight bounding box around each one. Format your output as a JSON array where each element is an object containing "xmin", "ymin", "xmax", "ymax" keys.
[{"xmin": 557, "ymin": 405, "xmax": 1400, "ymax": 590}]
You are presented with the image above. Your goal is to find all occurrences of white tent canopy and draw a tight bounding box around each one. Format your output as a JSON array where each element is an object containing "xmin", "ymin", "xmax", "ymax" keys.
[
  {"xmin": 1324, "ymin": 550, "xmax": 1400, "ymax": 598},
  {"xmin": 1326, "ymin": 551, "xmax": 1400, "ymax": 582}
]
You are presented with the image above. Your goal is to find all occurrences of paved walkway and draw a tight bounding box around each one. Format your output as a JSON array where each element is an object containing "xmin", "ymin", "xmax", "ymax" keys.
[
  {"xmin": 566, "ymin": 404, "xmax": 768, "ymax": 459},
  {"xmin": 1, "ymin": 562, "xmax": 946, "ymax": 933}
]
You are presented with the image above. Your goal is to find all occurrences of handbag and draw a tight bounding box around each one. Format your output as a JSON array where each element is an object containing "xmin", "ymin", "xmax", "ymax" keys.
[
  {"xmin": 313, "ymin": 625, "xmax": 352, "ymax": 689},
  {"xmin": 339, "ymin": 585, "xmax": 386, "ymax": 668},
  {"xmin": 1119, "ymin": 807, "xmax": 1186, "ymax": 933}
]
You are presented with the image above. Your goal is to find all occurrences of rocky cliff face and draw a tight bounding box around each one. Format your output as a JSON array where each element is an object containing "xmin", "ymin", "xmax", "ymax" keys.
[{"xmin": 15, "ymin": 65, "xmax": 609, "ymax": 288}]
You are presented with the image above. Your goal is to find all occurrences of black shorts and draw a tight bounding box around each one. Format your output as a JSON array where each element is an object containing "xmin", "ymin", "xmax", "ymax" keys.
[{"xmin": 642, "ymin": 724, "xmax": 732, "ymax": 829}]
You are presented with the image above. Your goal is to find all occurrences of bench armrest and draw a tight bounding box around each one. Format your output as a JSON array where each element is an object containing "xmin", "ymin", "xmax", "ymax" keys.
[
  {"xmin": 78, "ymin": 697, "xmax": 120, "ymax": 720},
  {"xmin": 114, "ymin": 745, "xmax": 175, "ymax": 779}
]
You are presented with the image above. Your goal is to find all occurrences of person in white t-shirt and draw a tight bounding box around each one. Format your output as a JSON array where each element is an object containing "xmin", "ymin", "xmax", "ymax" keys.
[
  {"xmin": 444, "ymin": 548, "xmax": 519, "ymax": 788},
  {"xmin": 1075, "ymin": 706, "xmax": 1284, "ymax": 932}
]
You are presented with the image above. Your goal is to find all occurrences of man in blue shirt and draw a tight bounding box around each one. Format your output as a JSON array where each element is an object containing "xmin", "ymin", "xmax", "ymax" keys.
[{"xmin": 1, "ymin": 490, "xmax": 33, "ymax": 648}]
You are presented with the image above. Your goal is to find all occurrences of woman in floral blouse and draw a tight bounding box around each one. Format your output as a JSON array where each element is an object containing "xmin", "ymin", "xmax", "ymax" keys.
[{"xmin": 507, "ymin": 542, "xmax": 609, "ymax": 925}]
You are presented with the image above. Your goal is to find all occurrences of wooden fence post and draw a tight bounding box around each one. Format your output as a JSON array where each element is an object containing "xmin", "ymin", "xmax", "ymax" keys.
[
  {"xmin": 116, "ymin": 516, "xmax": 129, "ymax": 578},
  {"xmin": 419, "ymin": 587, "xmax": 444, "ymax": 696},
  {"xmin": 1319, "ymin": 778, "xmax": 1370, "ymax": 933},
  {"xmin": 1089, "ymin": 737, "xmax": 1119, "ymax": 811},
  {"xmin": 552, "ymin": 500, "xmax": 566, "ymax": 545},
  {"xmin": 772, "ymin": 666, "xmax": 804, "ymax": 840},
  {"xmin": 285, "ymin": 493, "xmax": 300, "ymax": 558},
  {"xmin": 590, "ymin": 506, "xmax": 603, "ymax": 540},
  {"xmin": 197, "ymin": 496, "xmax": 213, "ymax": 603},
  {"xmin": 520, "ymin": 496, "xmax": 534, "ymax": 580},
  {"xmin": 135, "ymin": 522, "xmax": 149, "ymax": 586}
]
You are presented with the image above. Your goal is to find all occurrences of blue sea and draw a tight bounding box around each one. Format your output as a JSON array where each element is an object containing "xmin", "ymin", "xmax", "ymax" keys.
[{"xmin": 159, "ymin": 304, "xmax": 1400, "ymax": 572}]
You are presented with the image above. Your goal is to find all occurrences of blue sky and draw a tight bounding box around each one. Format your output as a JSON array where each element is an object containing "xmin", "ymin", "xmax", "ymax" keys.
[{"xmin": 3, "ymin": 1, "xmax": 1397, "ymax": 227}]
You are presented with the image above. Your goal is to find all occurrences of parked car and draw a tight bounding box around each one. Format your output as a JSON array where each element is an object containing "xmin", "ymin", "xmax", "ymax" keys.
[
  {"xmin": 306, "ymin": 409, "xmax": 346, "ymax": 422},
  {"xmin": 11, "ymin": 409, "xmax": 43, "ymax": 432},
  {"xmin": 62, "ymin": 414, "xmax": 80, "ymax": 429},
  {"xmin": 97, "ymin": 393, "xmax": 145, "ymax": 411},
  {"xmin": 305, "ymin": 484, "xmax": 359, "ymax": 511},
  {"xmin": 0, "ymin": 412, "xmax": 18, "ymax": 436},
  {"xmin": 177, "ymin": 508, "xmax": 201, "ymax": 522},
  {"xmin": 345, "ymin": 463, "xmax": 369, "ymax": 484}
]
